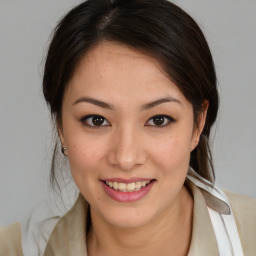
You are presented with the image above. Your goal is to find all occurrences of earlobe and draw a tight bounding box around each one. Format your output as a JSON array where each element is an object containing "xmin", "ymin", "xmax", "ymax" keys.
[
  {"xmin": 191, "ymin": 138, "xmax": 199, "ymax": 152},
  {"xmin": 58, "ymin": 126, "xmax": 65, "ymax": 145},
  {"xmin": 191, "ymin": 100, "xmax": 209, "ymax": 151},
  {"xmin": 58, "ymin": 126, "xmax": 68, "ymax": 156}
]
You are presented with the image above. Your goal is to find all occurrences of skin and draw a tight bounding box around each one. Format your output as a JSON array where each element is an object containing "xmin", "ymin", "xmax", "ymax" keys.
[{"xmin": 59, "ymin": 41, "xmax": 208, "ymax": 256}]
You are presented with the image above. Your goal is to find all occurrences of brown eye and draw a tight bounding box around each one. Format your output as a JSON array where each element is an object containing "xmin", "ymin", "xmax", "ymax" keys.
[
  {"xmin": 145, "ymin": 115, "xmax": 175, "ymax": 127},
  {"xmin": 153, "ymin": 116, "xmax": 165, "ymax": 125},
  {"xmin": 92, "ymin": 116, "xmax": 105, "ymax": 126},
  {"xmin": 81, "ymin": 115, "xmax": 110, "ymax": 127}
]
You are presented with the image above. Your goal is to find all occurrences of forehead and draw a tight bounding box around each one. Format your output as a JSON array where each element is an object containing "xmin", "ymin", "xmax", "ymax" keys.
[
  {"xmin": 80, "ymin": 41, "xmax": 160, "ymax": 66},
  {"xmin": 65, "ymin": 41, "xmax": 187, "ymax": 105},
  {"xmin": 75, "ymin": 41, "xmax": 167, "ymax": 83}
]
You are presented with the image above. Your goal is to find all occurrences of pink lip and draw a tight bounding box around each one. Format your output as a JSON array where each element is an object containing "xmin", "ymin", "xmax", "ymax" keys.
[{"xmin": 101, "ymin": 179, "xmax": 156, "ymax": 202}]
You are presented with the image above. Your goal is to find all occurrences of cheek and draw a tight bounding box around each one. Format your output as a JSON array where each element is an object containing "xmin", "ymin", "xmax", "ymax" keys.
[
  {"xmin": 150, "ymin": 132, "xmax": 192, "ymax": 167},
  {"xmin": 65, "ymin": 134, "xmax": 106, "ymax": 178},
  {"xmin": 65, "ymin": 136, "xmax": 106, "ymax": 202}
]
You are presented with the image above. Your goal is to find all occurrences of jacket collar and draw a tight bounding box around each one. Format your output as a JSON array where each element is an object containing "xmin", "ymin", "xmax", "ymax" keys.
[
  {"xmin": 43, "ymin": 194, "xmax": 88, "ymax": 255},
  {"xmin": 44, "ymin": 179, "xmax": 221, "ymax": 256},
  {"xmin": 186, "ymin": 180, "xmax": 219, "ymax": 256}
]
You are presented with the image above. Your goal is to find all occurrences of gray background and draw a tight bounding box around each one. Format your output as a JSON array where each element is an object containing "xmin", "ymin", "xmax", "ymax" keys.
[{"xmin": 0, "ymin": 0, "xmax": 255, "ymax": 225}]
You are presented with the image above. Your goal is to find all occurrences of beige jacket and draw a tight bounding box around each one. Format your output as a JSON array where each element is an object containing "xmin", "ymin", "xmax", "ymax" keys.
[{"xmin": 1, "ymin": 180, "xmax": 256, "ymax": 255}]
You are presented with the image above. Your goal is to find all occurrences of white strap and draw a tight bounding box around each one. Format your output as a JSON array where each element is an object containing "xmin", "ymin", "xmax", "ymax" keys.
[
  {"xmin": 208, "ymin": 208, "xmax": 233, "ymax": 256},
  {"xmin": 187, "ymin": 169, "xmax": 229, "ymax": 208},
  {"xmin": 220, "ymin": 211, "xmax": 244, "ymax": 256},
  {"xmin": 187, "ymin": 168, "xmax": 244, "ymax": 256},
  {"xmin": 209, "ymin": 186, "xmax": 244, "ymax": 256}
]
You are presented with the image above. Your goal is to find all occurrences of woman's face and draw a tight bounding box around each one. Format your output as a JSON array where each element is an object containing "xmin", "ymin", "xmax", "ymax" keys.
[{"xmin": 60, "ymin": 41, "xmax": 206, "ymax": 228}]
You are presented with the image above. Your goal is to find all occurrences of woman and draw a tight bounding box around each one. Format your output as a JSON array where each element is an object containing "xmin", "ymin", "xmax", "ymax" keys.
[{"xmin": 1, "ymin": 0, "xmax": 255, "ymax": 255}]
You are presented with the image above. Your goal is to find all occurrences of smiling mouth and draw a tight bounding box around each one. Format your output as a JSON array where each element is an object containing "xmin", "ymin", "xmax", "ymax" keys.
[{"xmin": 102, "ymin": 180, "xmax": 155, "ymax": 192}]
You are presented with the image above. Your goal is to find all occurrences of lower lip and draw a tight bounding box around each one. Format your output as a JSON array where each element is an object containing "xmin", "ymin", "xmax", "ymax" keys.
[{"xmin": 101, "ymin": 181, "xmax": 155, "ymax": 202}]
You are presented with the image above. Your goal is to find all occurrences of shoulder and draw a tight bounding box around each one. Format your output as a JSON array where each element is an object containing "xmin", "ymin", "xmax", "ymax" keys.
[
  {"xmin": 225, "ymin": 191, "xmax": 256, "ymax": 254},
  {"xmin": 0, "ymin": 222, "xmax": 23, "ymax": 255},
  {"xmin": 226, "ymin": 190, "xmax": 256, "ymax": 221}
]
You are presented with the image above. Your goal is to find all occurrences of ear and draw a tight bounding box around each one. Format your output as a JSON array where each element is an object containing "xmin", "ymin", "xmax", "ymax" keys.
[
  {"xmin": 57, "ymin": 122, "xmax": 68, "ymax": 156},
  {"xmin": 191, "ymin": 100, "xmax": 209, "ymax": 151},
  {"xmin": 58, "ymin": 127, "xmax": 65, "ymax": 145}
]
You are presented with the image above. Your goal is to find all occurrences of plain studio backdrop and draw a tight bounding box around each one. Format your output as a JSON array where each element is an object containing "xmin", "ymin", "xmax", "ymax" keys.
[{"xmin": 0, "ymin": 0, "xmax": 255, "ymax": 225}]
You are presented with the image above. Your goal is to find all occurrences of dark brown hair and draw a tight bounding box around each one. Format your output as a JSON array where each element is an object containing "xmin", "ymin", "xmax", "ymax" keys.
[{"xmin": 43, "ymin": 0, "xmax": 218, "ymax": 190}]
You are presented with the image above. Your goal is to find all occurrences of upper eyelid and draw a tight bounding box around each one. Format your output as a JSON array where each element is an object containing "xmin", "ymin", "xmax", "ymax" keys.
[
  {"xmin": 146, "ymin": 114, "xmax": 175, "ymax": 122},
  {"xmin": 153, "ymin": 114, "xmax": 172, "ymax": 118}
]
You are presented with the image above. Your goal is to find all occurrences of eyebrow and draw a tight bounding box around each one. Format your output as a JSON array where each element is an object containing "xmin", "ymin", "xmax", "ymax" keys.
[
  {"xmin": 72, "ymin": 96, "xmax": 181, "ymax": 110},
  {"xmin": 72, "ymin": 97, "xmax": 114, "ymax": 110},
  {"xmin": 141, "ymin": 96, "xmax": 182, "ymax": 110}
]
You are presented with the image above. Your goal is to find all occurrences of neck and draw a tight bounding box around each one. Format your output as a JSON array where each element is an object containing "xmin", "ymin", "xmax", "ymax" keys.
[{"xmin": 87, "ymin": 186, "xmax": 193, "ymax": 256}]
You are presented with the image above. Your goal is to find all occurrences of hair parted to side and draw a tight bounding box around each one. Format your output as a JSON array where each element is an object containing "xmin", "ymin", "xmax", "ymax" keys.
[{"xmin": 43, "ymin": 0, "xmax": 219, "ymax": 191}]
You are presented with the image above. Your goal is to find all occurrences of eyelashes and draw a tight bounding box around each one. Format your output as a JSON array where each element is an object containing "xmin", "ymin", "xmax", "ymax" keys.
[
  {"xmin": 145, "ymin": 115, "xmax": 175, "ymax": 127},
  {"xmin": 80, "ymin": 115, "xmax": 110, "ymax": 127},
  {"xmin": 80, "ymin": 114, "xmax": 176, "ymax": 128}
]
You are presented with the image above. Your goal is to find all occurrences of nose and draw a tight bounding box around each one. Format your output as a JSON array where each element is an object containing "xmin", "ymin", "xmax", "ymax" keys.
[{"xmin": 107, "ymin": 126, "xmax": 147, "ymax": 171}]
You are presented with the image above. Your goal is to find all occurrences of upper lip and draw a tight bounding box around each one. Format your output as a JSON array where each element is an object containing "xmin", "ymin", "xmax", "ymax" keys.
[{"xmin": 101, "ymin": 178, "xmax": 155, "ymax": 183}]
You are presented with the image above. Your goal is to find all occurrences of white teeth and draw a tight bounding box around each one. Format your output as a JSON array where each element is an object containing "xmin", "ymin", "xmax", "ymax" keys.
[
  {"xmin": 113, "ymin": 182, "xmax": 118, "ymax": 190},
  {"xmin": 127, "ymin": 182, "xmax": 135, "ymax": 192},
  {"xmin": 135, "ymin": 182, "xmax": 142, "ymax": 189},
  {"xmin": 119, "ymin": 183, "xmax": 126, "ymax": 192},
  {"xmin": 105, "ymin": 180, "xmax": 151, "ymax": 192}
]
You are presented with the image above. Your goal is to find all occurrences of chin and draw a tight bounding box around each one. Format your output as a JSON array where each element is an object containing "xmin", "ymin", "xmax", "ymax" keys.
[
  {"xmin": 95, "ymin": 204, "xmax": 156, "ymax": 229},
  {"xmin": 108, "ymin": 213, "xmax": 153, "ymax": 229}
]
